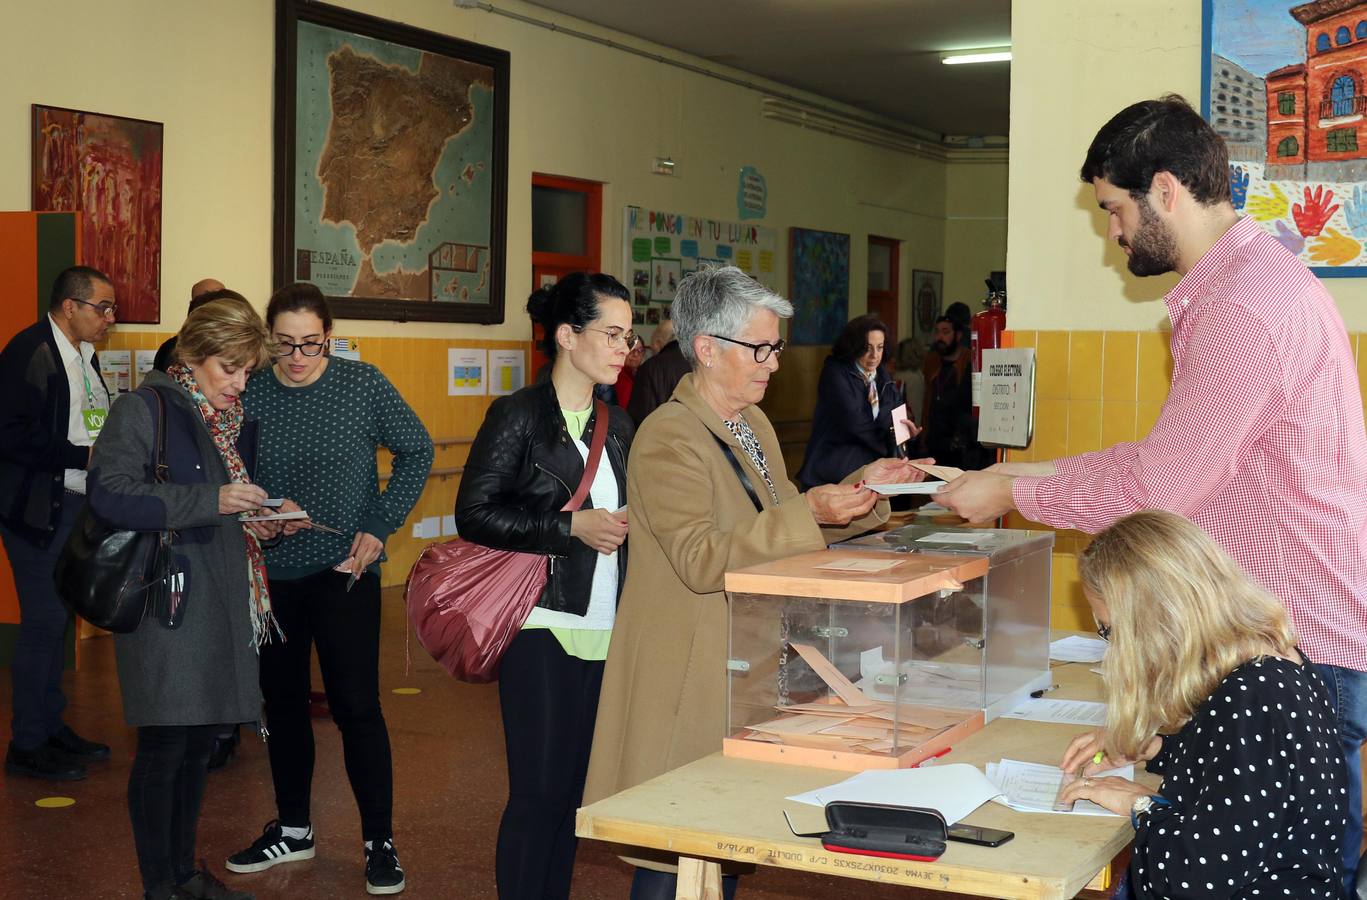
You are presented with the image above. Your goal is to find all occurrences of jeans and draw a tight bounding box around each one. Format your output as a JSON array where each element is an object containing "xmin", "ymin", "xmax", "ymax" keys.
[
  {"xmin": 259, "ymin": 569, "xmax": 393, "ymax": 842},
  {"xmin": 1311, "ymin": 662, "xmax": 1367, "ymax": 897},
  {"xmin": 0, "ymin": 495, "xmax": 79, "ymax": 750},
  {"xmin": 127, "ymin": 724, "xmax": 217, "ymax": 891},
  {"xmin": 496, "ymin": 629, "xmax": 604, "ymax": 900}
]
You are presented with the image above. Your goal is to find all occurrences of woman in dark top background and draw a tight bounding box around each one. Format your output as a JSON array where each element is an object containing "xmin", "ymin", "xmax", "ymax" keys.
[
  {"xmin": 1058, "ymin": 510, "xmax": 1346, "ymax": 899},
  {"xmin": 797, "ymin": 315, "xmax": 911, "ymax": 489}
]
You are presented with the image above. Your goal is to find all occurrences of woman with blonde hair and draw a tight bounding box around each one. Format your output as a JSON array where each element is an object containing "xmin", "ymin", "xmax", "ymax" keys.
[
  {"xmin": 90, "ymin": 298, "xmax": 294, "ymax": 900},
  {"xmin": 1058, "ymin": 510, "xmax": 1346, "ymax": 899}
]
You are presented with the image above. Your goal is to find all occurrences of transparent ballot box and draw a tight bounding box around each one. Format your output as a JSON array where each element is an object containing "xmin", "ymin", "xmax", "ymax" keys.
[
  {"xmin": 835, "ymin": 524, "xmax": 1054, "ymax": 721},
  {"xmin": 724, "ymin": 548, "xmax": 1013, "ymax": 772}
]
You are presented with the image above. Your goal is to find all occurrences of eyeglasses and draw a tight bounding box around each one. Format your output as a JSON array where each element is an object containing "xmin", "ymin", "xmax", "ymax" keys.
[
  {"xmin": 576, "ymin": 326, "xmax": 642, "ymax": 351},
  {"xmin": 1095, "ymin": 621, "xmax": 1111, "ymax": 642},
  {"xmin": 70, "ymin": 298, "xmax": 117, "ymax": 318},
  {"xmin": 709, "ymin": 334, "xmax": 786, "ymax": 363},
  {"xmin": 271, "ymin": 340, "xmax": 326, "ymax": 358}
]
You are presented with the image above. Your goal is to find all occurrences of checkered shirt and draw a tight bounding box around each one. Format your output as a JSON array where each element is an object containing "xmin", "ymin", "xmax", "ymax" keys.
[{"xmin": 1015, "ymin": 216, "xmax": 1367, "ymax": 672}]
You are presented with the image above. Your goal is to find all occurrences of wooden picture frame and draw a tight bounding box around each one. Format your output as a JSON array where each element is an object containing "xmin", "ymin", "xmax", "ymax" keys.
[
  {"xmin": 32, "ymin": 104, "xmax": 164, "ymax": 323},
  {"xmin": 274, "ymin": 0, "xmax": 510, "ymax": 322}
]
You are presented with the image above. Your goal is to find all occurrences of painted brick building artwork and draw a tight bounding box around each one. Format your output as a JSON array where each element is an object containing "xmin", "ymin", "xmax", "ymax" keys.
[{"xmin": 1265, "ymin": 0, "xmax": 1367, "ymax": 165}]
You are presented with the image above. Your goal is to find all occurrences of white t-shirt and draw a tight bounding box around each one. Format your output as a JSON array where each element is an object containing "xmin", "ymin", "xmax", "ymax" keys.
[{"xmin": 49, "ymin": 315, "xmax": 109, "ymax": 495}]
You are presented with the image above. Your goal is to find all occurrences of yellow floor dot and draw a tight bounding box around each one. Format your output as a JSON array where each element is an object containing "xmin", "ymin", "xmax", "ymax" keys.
[
  {"xmin": 35, "ymin": 797, "xmax": 75, "ymax": 809},
  {"xmin": 391, "ymin": 687, "xmax": 421, "ymax": 695}
]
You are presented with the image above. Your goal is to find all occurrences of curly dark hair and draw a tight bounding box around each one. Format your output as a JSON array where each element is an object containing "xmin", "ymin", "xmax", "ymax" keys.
[{"xmin": 831, "ymin": 315, "xmax": 890, "ymax": 365}]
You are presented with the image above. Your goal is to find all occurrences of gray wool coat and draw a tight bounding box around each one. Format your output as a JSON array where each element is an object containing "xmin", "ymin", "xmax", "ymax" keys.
[{"xmin": 87, "ymin": 371, "xmax": 262, "ymax": 728}]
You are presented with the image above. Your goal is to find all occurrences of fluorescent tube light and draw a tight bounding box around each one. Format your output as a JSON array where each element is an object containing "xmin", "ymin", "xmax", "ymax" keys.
[{"xmin": 941, "ymin": 49, "xmax": 1011, "ymax": 65}]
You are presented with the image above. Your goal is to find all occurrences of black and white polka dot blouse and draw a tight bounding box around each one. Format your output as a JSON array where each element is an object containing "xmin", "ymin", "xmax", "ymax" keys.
[{"xmin": 1130, "ymin": 655, "xmax": 1346, "ymax": 899}]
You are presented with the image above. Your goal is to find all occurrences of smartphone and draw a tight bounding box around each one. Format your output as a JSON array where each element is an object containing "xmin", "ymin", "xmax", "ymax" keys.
[{"xmin": 946, "ymin": 824, "xmax": 1014, "ymax": 847}]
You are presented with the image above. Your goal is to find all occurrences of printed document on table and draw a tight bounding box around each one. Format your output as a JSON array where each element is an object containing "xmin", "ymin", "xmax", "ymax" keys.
[
  {"xmin": 786, "ymin": 764, "xmax": 1001, "ymax": 825},
  {"xmin": 1002, "ymin": 697, "xmax": 1108, "ymax": 727},
  {"xmin": 985, "ymin": 759, "xmax": 1132, "ymax": 816},
  {"xmin": 1049, "ymin": 635, "xmax": 1108, "ymax": 663}
]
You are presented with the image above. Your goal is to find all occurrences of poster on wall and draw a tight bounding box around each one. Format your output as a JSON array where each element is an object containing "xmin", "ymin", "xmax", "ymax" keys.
[
  {"xmin": 912, "ymin": 269, "xmax": 944, "ymax": 338},
  {"xmin": 788, "ymin": 227, "xmax": 850, "ymax": 345},
  {"xmin": 621, "ymin": 207, "xmax": 778, "ymax": 321},
  {"xmin": 276, "ymin": 0, "xmax": 510, "ymax": 322},
  {"xmin": 448, "ymin": 347, "xmax": 487, "ymax": 396},
  {"xmin": 31, "ymin": 105, "xmax": 163, "ymax": 323},
  {"xmin": 488, "ymin": 349, "xmax": 524, "ymax": 396},
  {"xmin": 1203, "ymin": 0, "xmax": 1367, "ymax": 275}
]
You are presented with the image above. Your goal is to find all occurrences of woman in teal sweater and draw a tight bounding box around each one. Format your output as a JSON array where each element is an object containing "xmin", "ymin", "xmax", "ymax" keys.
[{"xmin": 226, "ymin": 283, "xmax": 433, "ymax": 896}]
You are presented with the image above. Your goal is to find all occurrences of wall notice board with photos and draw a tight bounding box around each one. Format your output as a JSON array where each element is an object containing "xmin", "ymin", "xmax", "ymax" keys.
[{"xmin": 621, "ymin": 207, "xmax": 777, "ymax": 325}]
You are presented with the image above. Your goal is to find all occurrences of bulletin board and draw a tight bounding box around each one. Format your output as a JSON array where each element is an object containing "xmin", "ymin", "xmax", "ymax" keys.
[{"xmin": 621, "ymin": 207, "xmax": 777, "ymax": 324}]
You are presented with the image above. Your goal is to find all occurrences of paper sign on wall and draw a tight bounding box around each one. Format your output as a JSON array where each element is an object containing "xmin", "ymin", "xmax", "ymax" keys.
[
  {"xmin": 134, "ymin": 349, "xmax": 157, "ymax": 389},
  {"xmin": 99, "ymin": 349, "xmax": 131, "ymax": 393},
  {"xmin": 978, "ymin": 348, "xmax": 1035, "ymax": 449},
  {"xmin": 448, "ymin": 348, "xmax": 487, "ymax": 396},
  {"xmin": 488, "ymin": 349, "xmax": 524, "ymax": 396}
]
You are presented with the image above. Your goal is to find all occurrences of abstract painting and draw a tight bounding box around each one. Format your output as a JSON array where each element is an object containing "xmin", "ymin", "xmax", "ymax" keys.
[
  {"xmin": 32, "ymin": 105, "xmax": 163, "ymax": 323},
  {"xmin": 276, "ymin": 0, "xmax": 510, "ymax": 322},
  {"xmin": 788, "ymin": 227, "xmax": 849, "ymax": 345},
  {"xmin": 1203, "ymin": 0, "xmax": 1367, "ymax": 275}
]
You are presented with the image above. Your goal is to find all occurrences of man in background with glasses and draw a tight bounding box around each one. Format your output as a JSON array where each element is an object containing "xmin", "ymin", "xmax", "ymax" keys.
[{"xmin": 0, "ymin": 265, "xmax": 117, "ymax": 781}]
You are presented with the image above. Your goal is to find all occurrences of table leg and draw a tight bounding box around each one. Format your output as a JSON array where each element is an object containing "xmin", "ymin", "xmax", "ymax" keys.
[{"xmin": 675, "ymin": 856, "xmax": 723, "ymax": 900}]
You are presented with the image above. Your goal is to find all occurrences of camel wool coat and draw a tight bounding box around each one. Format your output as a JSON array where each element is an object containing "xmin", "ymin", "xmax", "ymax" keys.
[{"xmin": 583, "ymin": 373, "xmax": 888, "ymax": 834}]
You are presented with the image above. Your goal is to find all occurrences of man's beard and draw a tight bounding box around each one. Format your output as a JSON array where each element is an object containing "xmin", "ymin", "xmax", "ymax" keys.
[
  {"xmin": 932, "ymin": 340, "xmax": 956, "ymax": 357},
  {"xmin": 1122, "ymin": 200, "xmax": 1179, "ymax": 277}
]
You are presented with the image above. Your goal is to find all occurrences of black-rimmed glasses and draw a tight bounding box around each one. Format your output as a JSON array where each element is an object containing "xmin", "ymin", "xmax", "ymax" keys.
[
  {"xmin": 272, "ymin": 340, "xmax": 326, "ymax": 358},
  {"xmin": 576, "ymin": 326, "xmax": 642, "ymax": 351},
  {"xmin": 709, "ymin": 334, "xmax": 786, "ymax": 363},
  {"xmin": 70, "ymin": 297, "xmax": 117, "ymax": 317}
]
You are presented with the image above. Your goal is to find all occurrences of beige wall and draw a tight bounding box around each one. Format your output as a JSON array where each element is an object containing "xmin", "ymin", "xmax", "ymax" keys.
[
  {"xmin": 945, "ymin": 159, "xmax": 1008, "ymax": 312},
  {"xmin": 0, "ymin": 0, "xmax": 1002, "ymax": 343},
  {"xmin": 1009, "ymin": 0, "xmax": 1367, "ymax": 331}
]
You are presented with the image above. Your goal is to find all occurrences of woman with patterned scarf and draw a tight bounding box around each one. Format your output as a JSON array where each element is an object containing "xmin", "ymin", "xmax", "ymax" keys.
[{"xmin": 88, "ymin": 298, "xmax": 298, "ymax": 900}]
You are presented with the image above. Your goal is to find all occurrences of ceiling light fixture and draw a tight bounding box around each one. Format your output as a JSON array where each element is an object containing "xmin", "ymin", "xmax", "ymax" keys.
[{"xmin": 941, "ymin": 48, "xmax": 1011, "ymax": 65}]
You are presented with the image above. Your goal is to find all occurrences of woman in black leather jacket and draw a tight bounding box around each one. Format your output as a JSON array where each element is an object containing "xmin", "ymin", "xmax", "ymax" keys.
[{"xmin": 455, "ymin": 273, "xmax": 636, "ymax": 900}]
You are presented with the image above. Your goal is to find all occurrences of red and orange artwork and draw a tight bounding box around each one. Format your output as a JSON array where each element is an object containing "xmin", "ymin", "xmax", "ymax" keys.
[{"xmin": 32, "ymin": 105, "xmax": 162, "ymax": 323}]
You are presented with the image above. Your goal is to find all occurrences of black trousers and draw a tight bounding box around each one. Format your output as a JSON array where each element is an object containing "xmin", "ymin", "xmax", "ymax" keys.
[
  {"xmin": 496, "ymin": 628, "xmax": 604, "ymax": 900},
  {"xmin": 127, "ymin": 724, "xmax": 217, "ymax": 892},
  {"xmin": 259, "ymin": 569, "xmax": 393, "ymax": 842}
]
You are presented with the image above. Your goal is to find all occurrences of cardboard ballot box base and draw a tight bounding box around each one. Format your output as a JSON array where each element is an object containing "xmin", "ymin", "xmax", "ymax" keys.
[{"xmin": 723, "ymin": 711, "xmax": 983, "ymax": 772}]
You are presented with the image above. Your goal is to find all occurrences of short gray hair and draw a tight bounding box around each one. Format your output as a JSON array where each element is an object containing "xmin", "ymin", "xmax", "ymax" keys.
[{"xmin": 672, "ymin": 266, "xmax": 792, "ymax": 365}]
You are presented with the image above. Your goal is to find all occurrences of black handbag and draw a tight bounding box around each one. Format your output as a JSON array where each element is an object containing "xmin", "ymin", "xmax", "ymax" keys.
[{"xmin": 56, "ymin": 386, "xmax": 184, "ymax": 633}]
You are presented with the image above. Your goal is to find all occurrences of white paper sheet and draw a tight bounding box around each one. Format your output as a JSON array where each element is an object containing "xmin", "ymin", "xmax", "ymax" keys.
[
  {"xmin": 814, "ymin": 557, "xmax": 903, "ymax": 573},
  {"xmin": 868, "ymin": 481, "xmax": 946, "ymax": 495},
  {"xmin": 891, "ymin": 403, "xmax": 912, "ymax": 444},
  {"xmin": 1001, "ymin": 697, "xmax": 1108, "ymax": 726},
  {"xmin": 985, "ymin": 759, "xmax": 1131, "ymax": 816},
  {"xmin": 916, "ymin": 532, "xmax": 991, "ymax": 544},
  {"xmin": 786, "ymin": 764, "xmax": 1001, "ymax": 825},
  {"xmin": 1049, "ymin": 635, "xmax": 1108, "ymax": 663}
]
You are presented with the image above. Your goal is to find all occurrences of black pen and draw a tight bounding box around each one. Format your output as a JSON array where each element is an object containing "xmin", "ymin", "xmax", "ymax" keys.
[{"xmin": 1030, "ymin": 684, "xmax": 1060, "ymax": 699}]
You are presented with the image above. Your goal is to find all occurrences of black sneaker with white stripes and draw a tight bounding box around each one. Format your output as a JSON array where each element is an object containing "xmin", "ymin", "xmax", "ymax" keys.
[
  {"xmin": 224, "ymin": 820, "xmax": 315, "ymax": 873},
  {"xmin": 364, "ymin": 839, "xmax": 405, "ymax": 895}
]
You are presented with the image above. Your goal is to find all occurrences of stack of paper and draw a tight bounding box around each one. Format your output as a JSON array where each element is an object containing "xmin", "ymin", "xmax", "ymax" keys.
[
  {"xmin": 1002, "ymin": 697, "xmax": 1107, "ymax": 726},
  {"xmin": 984, "ymin": 758, "xmax": 1131, "ymax": 816},
  {"xmin": 1049, "ymin": 635, "xmax": 1108, "ymax": 663},
  {"xmin": 785, "ymin": 764, "xmax": 1002, "ymax": 825}
]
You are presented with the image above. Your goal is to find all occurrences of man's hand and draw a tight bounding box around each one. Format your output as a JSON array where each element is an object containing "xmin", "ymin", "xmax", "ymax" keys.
[
  {"xmin": 935, "ymin": 471, "xmax": 1016, "ymax": 522},
  {"xmin": 805, "ymin": 484, "xmax": 879, "ymax": 526},
  {"xmin": 570, "ymin": 508, "xmax": 628, "ymax": 554},
  {"xmin": 862, "ymin": 457, "xmax": 922, "ymax": 486}
]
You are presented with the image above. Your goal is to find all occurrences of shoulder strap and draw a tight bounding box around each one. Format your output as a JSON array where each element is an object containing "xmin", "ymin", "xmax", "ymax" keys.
[
  {"xmin": 562, "ymin": 399, "xmax": 610, "ymax": 512},
  {"xmin": 135, "ymin": 385, "xmax": 171, "ymax": 484},
  {"xmin": 711, "ymin": 432, "xmax": 763, "ymax": 513}
]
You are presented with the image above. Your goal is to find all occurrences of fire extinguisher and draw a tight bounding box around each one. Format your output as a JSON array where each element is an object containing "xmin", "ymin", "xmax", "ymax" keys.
[{"xmin": 971, "ymin": 287, "xmax": 1007, "ymax": 416}]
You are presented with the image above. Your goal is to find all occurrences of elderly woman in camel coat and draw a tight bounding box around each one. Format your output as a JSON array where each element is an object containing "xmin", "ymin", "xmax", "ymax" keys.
[{"xmin": 583, "ymin": 266, "xmax": 924, "ymax": 898}]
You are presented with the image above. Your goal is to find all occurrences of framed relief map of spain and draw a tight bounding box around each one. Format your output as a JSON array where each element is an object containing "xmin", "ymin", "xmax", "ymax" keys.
[{"xmin": 274, "ymin": 0, "xmax": 510, "ymax": 322}]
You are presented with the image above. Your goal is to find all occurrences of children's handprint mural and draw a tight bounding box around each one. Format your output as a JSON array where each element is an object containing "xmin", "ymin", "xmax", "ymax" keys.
[{"xmin": 1204, "ymin": 0, "xmax": 1367, "ymax": 274}]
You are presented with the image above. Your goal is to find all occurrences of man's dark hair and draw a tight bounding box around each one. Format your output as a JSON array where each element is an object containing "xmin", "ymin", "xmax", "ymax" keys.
[
  {"xmin": 189, "ymin": 288, "xmax": 249, "ymax": 314},
  {"xmin": 49, "ymin": 265, "xmax": 111, "ymax": 311},
  {"xmin": 1079, "ymin": 94, "xmax": 1231, "ymax": 205}
]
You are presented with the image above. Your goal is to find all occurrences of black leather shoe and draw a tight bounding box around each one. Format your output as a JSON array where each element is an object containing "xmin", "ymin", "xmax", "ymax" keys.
[
  {"xmin": 5, "ymin": 742, "xmax": 87, "ymax": 781},
  {"xmin": 47, "ymin": 725, "xmax": 110, "ymax": 762},
  {"xmin": 207, "ymin": 727, "xmax": 240, "ymax": 773}
]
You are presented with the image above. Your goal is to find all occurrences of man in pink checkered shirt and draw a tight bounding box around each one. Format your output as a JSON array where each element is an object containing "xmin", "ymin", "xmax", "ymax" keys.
[{"xmin": 940, "ymin": 95, "xmax": 1367, "ymax": 891}]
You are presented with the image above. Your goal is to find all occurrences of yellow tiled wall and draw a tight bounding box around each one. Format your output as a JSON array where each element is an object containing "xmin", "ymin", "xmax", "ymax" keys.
[
  {"xmin": 1006, "ymin": 328, "xmax": 1366, "ymax": 632},
  {"xmin": 102, "ymin": 331, "xmax": 535, "ymax": 589}
]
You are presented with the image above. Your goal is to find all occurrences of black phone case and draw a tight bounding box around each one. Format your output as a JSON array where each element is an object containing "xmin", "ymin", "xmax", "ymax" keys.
[{"xmin": 818, "ymin": 802, "xmax": 948, "ymax": 862}]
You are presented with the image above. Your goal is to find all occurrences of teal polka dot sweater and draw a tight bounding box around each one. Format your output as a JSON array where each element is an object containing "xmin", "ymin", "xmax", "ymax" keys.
[{"xmin": 244, "ymin": 357, "xmax": 434, "ymax": 580}]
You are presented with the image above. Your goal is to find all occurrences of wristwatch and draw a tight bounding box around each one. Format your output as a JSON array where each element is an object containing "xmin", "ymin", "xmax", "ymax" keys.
[{"xmin": 1130, "ymin": 794, "xmax": 1169, "ymax": 829}]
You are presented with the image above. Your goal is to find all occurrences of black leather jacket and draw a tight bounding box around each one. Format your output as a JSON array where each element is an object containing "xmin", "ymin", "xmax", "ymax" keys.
[{"xmin": 455, "ymin": 379, "xmax": 633, "ymax": 616}]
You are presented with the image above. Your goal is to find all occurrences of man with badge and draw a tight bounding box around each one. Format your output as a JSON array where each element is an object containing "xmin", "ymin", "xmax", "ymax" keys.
[{"xmin": 0, "ymin": 265, "xmax": 116, "ymax": 780}]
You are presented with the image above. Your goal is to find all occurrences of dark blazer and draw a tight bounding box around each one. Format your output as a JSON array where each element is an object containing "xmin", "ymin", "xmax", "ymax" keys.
[
  {"xmin": 796, "ymin": 356, "xmax": 902, "ymax": 489},
  {"xmin": 456, "ymin": 379, "xmax": 634, "ymax": 616},
  {"xmin": 87, "ymin": 371, "xmax": 262, "ymax": 727},
  {"xmin": 0, "ymin": 318, "xmax": 108, "ymax": 545},
  {"xmin": 627, "ymin": 340, "xmax": 691, "ymax": 426}
]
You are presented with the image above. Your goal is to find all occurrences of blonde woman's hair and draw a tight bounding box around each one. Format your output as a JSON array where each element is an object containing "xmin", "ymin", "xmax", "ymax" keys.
[
  {"xmin": 174, "ymin": 297, "xmax": 269, "ymax": 370},
  {"xmin": 1078, "ymin": 510, "xmax": 1297, "ymax": 759}
]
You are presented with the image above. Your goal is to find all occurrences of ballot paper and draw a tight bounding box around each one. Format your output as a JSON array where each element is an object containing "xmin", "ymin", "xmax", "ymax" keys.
[
  {"xmin": 911, "ymin": 462, "xmax": 966, "ymax": 481},
  {"xmin": 868, "ymin": 481, "xmax": 947, "ymax": 495},
  {"xmin": 786, "ymin": 764, "xmax": 1002, "ymax": 825},
  {"xmin": 814, "ymin": 557, "xmax": 904, "ymax": 574},
  {"xmin": 240, "ymin": 510, "xmax": 309, "ymax": 522},
  {"xmin": 1049, "ymin": 635, "xmax": 1108, "ymax": 664},
  {"xmin": 892, "ymin": 403, "xmax": 913, "ymax": 444},
  {"xmin": 1002, "ymin": 697, "xmax": 1108, "ymax": 726},
  {"xmin": 985, "ymin": 759, "xmax": 1132, "ymax": 816},
  {"xmin": 916, "ymin": 531, "xmax": 992, "ymax": 545}
]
